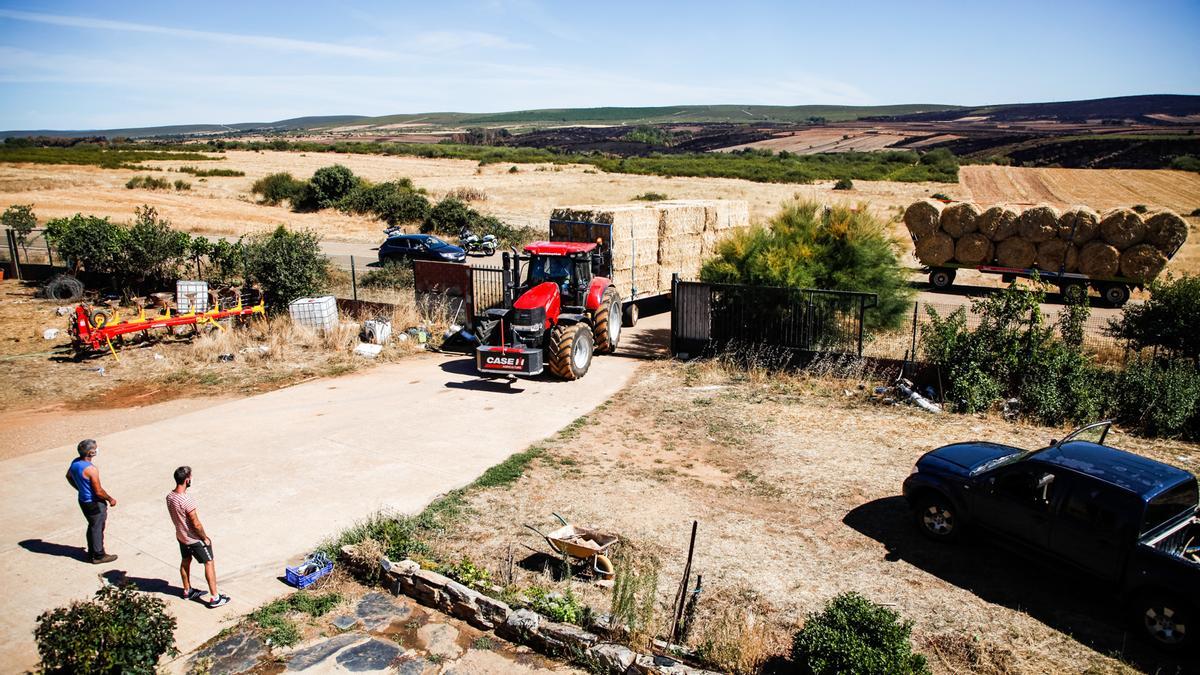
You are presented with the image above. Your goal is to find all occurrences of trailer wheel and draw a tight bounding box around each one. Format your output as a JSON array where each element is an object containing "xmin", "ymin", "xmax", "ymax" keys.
[
  {"xmin": 1099, "ymin": 284, "xmax": 1130, "ymax": 308},
  {"xmin": 621, "ymin": 302, "xmax": 639, "ymax": 328},
  {"xmin": 547, "ymin": 323, "xmax": 593, "ymax": 380},
  {"xmin": 1059, "ymin": 282, "xmax": 1088, "ymax": 305},
  {"xmin": 592, "ymin": 288, "xmax": 622, "ymax": 355},
  {"xmin": 929, "ymin": 269, "xmax": 956, "ymax": 290}
]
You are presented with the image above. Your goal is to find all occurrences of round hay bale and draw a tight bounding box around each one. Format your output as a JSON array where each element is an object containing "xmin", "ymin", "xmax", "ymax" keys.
[
  {"xmin": 914, "ymin": 231, "xmax": 955, "ymax": 266},
  {"xmin": 903, "ymin": 200, "xmax": 943, "ymax": 241},
  {"xmin": 977, "ymin": 205, "xmax": 1020, "ymax": 241},
  {"xmin": 1099, "ymin": 208, "xmax": 1145, "ymax": 249},
  {"xmin": 954, "ymin": 233, "xmax": 993, "ymax": 265},
  {"xmin": 940, "ymin": 202, "xmax": 981, "ymax": 238},
  {"xmin": 1079, "ymin": 241, "xmax": 1121, "ymax": 278},
  {"xmin": 1017, "ymin": 205, "xmax": 1060, "ymax": 243},
  {"xmin": 1036, "ymin": 239, "xmax": 1079, "ymax": 272},
  {"xmin": 1057, "ymin": 207, "xmax": 1099, "ymax": 244},
  {"xmin": 1119, "ymin": 244, "xmax": 1168, "ymax": 282},
  {"xmin": 1144, "ymin": 210, "xmax": 1188, "ymax": 254},
  {"xmin": 996, "ymin": 238, "xmax": 1036, "ymax": 268}
]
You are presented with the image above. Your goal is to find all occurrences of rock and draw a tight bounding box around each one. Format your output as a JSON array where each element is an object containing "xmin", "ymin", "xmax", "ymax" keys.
[
  {"xmin": 416, "ymin": 622, "xmax": 463, "ymax": 659},
  {"xmin": 539, "ymin": 620, "xmax": 599, "ymax": 654},
  {"xmin": 475, "ymin": 593, "xmax": 512, "ymax": 625},
  {"xmin": 286, "ymin": 633, "xmax": 364, "ymax": 671},
  {"xmin": 632, "ymin": 652, "xmax": 721, "ymax": 674},
  {"xmin": 496, "ymin": 608, "xmax": 540, "ymax": 643},
  {"xmin": 384, "ymin": 558, "xmax": 421, "ymax": 576},
  {"xmin": 191, "ymin": 630, "xmax": 267, "ymax": 674},
  {"xmin": 42, "ymin": 328, "xmax": 59, "ymax": 340},
  {"xmin": 334, "ymin": 637, "xmax": 402, "ymax": 672},
  {"xmin": 414, "ymin": 568, "xmax": 451, "ymax": 588},
  {"xmin": 590, "ymin": 642, "xmax": 637, "ymax": 673},
  {"xmin": 331, "ymin": 614, "xmax": 361, "ymax": 630},
  {"xmin": 355, "ymin": 592, "xmax": 409, "ymax": 631},
  {"xmin": 395, "ymin": 657, "xmax": 431, "ymax": 675}
]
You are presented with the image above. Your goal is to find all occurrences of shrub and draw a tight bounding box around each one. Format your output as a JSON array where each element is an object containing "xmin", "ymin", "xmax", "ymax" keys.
[
  {"xmin": 423, "ymin": 197, "xmax": 475, "ymax": 236},
  {"xmin": 125, "ymin": 175, "xmax": 171, "ymax": 190},
  {"xmin": 1169, "ymin": 155, "xmax": 1200, "ymax": 173},
  {"xmin": 1, "ymin": 203, "xmax": 36, "ymax": 252},
  {"xmin": 251, "ymin": 172, "xmax": 305, "ymax": 206},
  {"xmin": 173, "ymin": 179, "xmax": 191, "ymax": 191},
  {"xmin": 359, "ymin": 261, "xmax": 414, "ymax": 289},
  {"xmin": 177, "ymin": 165, "xmax": 244, "ymax": 177},
  {"xmin": 248, "ymin": 591, "xmax": 342, "ymax": 648},
  {"xmin": 700, "ymin": 200, "xmax": 914, "ymax": 329},
  {"xmin": 443, "ymin": 557, "xmax": 492, "ymax": 588},
  {"xmin": 35, "ymin": 583, "xmax": 177, "ymax": 675},
  {"xmin": 527, "ymin": 587, "xmax": 587, "ymax": 624},
  {"xmin": 1132, "ymin": 204, "xmax": 1148, "ymax": 214},
  {"xmin": 243, "ymin": 226, "xmax": 329, "ymax": 312},
  {"xmin": 340, "ymin": 181, "xmax": 430, "ymax": 225},
  {"xmin": 45, "ymin": 213, "xmax": 127, "ymax": 276},
  {"xmin": 832, "ymin": 178, "xmax": 854, "ymax": 190},
  {"xmin": 632, "ymin": 192, "xmax": 668, "ymax": 201},
  {"xmin": 1114, "ymin": 358, "xmax": 1200, "ymax": 439},
  {"xmin": 1107, "ymin": 274, "xmax": 1200, "ymax": 361},
  {"xmin": 446, "ymin": 186, "xmax": 487, "ymax": 202},
  {"xmin": 610, "ymin": 548, "xmax": 661, "ymax": 648},
  {"xmin": 790, "ymin": 592, "xmax": 929, "ymax": 675},
  {"xmin": 299, "ymin": 164, "xmax": 359, "ymax": 211},
  {"xmin": 122, "ymin": 206, "xmax": 191, "ymax": 294},
  {"xmin": 508, "ymin": 165, "xmax": 519, "ymax": 173}
]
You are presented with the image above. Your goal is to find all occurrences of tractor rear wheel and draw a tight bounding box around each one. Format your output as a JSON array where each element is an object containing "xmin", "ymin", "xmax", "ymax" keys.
[
  {"xmin": 592, "ymin": 288, "xmax": 622, "ymax": 355},
  {"xmin": 547, "ymin": 323, "xmax": 594, "ymax": 380}
]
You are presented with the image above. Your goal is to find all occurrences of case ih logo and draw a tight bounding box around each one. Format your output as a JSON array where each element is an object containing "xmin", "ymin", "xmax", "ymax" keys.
[{"xmin": 482, "ymin": 354, "xmax": 526, "ymax": 371}]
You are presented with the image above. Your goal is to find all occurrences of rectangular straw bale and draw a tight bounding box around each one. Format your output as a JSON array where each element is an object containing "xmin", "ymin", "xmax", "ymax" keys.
[
  {"xmin": 712, "ymin": 200, "xmax": 750, "ymax": 230},
  {"xmin": 612, "ymin": 264, "xmax": 660, "ymax": 297},
  {"xmin": 655, "ymin": 201, "xmax": 707, "ymax": 237},
  {"xmin": 553, "ymin": 204, "xmax": 659, "ymax": 269}
]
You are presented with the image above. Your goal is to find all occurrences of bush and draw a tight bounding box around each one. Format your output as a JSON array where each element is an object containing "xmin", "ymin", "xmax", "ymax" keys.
[
  {"xmin": 123, "ymin": 206, "xmax": 192, "ymax": 294},
  {"xmin": 700, "ymin": 200, "xmax": 914, "ymax": 329},
  {"xmin": 833, "ymin": 178, "xmax": 854, "ymax": 190},
  {"xmin": 45, "ymin": 213, "xmax": 127, "ymax": 276},
  {"xmin": 173, "ymin": 179, "xmax": 191, "ymax": 191},
  {"xmin": 251, "ymin": 172, "xmax": 305, "ymax": 206},
  {"xmin": 527, "ymin": 587, "xmax": 587, "ymax": 625},
  {"xmin": 632, "ymin": 192, "xmax": 668, "ymax": 201},
  {"xmin": 1132, "ymin": 204, "xmax": 1148, "ymax": 214},
  {"xmin": 177, "ymin": 165, "xmax": 244, "ymax": 177},
  {"xmin": 125, "ymin": 175, "xmax": 171, "ymax": 190},
  {"xmin": 1169, "ymin": 155, "xmax": 1200, "ymax": 173},
  {"xmin": 359, "ymin": 261, "xmax": 414, "ymax": 289},
  {"xmin": 790, "ymin": 592, "xmax": 929, "ymax": 675},
  {"xmin": 423, "ymin": 197, "xmax": 475, "ymax": 236},
  {"xmin": 299, "ymin": 164, "xmax": 358, "ymax": 211},
  {"xmin": 2, "ymin": 203, "xmax": 36, "ymax": 251},
  {"xmin": 243, "ymin": 226, "xmax": 329, "ymax": 312},
  {"xmin": 340, "ymin": 181, "xmax": 430, "ymax": 225},
  {"xmin": 1107, "ymin": 274, "xmax": 1200, "ymax": 361},
  {"xmin": 1114, "ymin": 358, "xmax": 1200, "ymax": 439},
  {"xmin": 35, "ymin": 583, "xmax": 177, "ymax": 675}
]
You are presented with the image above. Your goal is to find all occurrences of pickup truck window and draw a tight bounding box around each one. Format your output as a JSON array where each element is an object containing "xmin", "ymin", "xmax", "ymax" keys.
[
  {"xmin": 1061, "ymin": 484, "xmax": 1136, "ymax": 539},
  {"xmin": 1144, "ymin": 479, "xmax": 1199, "ymax": 535},
  {"xmin": 996, "ymin": 466, "xmax": 1057, "ymax": 507}
]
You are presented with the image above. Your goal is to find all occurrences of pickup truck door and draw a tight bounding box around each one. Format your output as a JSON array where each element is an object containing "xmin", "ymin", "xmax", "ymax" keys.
[
  {"xmin": 973, "ymin": 462, "xmax": 1061, "ymax": 548},
  {"xmin": 1046, "ymin": 477, "xmax": 1139, "ymax": 582}
]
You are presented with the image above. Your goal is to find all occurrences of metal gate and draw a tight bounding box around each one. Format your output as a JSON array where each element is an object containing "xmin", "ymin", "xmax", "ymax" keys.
[
  {"xmin": 413, "ymin": 261, "xmax": 510, "ymax": 327},
  {"xmin": 671, "ymin": 278, "xmax": 877, "ymax": 359}
]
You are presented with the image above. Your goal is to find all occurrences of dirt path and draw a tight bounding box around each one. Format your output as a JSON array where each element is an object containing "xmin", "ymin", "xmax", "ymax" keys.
[{"xmin": 0, "ymin": 313, "xmax": 670, "ymax": 672}]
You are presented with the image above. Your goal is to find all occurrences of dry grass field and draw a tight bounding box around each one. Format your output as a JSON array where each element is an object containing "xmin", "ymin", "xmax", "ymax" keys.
[{"xmin": 425, "ymin": 359, "xmax": 1200, "ymax": 675}]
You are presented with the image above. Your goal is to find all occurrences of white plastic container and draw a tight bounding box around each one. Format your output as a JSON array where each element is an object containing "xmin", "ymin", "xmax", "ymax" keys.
[
  {"xmin": 363, "ymin": 319, "xmax": 392, "ymax": 345},
  {"xmin": 288, "ymin": 296, "xmax": 338, "ymax": 332},
  {"xmin": 176, "ymin": 280, "xmax": 209, "ymax": 313}
]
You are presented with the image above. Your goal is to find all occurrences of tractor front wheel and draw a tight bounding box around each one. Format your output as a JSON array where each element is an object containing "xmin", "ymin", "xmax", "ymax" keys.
[
  {"xmin": 592, "ymin": 288, "xmax": 622, "ymax": 355},
  {"xmin": 547, "ymin": 323, "xmax": 594, "ymax": 380}
]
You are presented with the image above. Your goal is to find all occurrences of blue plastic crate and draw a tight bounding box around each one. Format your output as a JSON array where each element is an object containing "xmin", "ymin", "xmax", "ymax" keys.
[{"xmin": 285, "ymin": 560, "xmax": 333, "ymax": 589}]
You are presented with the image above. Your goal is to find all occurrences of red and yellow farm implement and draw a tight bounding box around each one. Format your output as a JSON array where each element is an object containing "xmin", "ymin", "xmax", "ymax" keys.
[{"xmin": 69, "ymin": 294, "xmax": 265, "ymax": 358}]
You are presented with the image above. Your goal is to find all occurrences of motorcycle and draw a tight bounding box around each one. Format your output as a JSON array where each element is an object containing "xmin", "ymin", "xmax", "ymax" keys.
[{"xmin": 459, "ymin": 230, "xmax": 498, "ymax": 256}]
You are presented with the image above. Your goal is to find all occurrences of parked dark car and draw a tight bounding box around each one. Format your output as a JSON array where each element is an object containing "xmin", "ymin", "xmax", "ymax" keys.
[
  {"xmin": 378, "ymin": 234, "xmax": 466, "ymax": 265},
  {"xmin": 903, "ymin": 421, "xmax": 1200, "ymax": 651}
]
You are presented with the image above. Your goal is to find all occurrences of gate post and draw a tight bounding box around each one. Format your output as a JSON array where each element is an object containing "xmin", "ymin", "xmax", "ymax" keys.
[
  {"xmin": 6, "ymin": 229, "xmax": 21, "ymax": 281},
  {"xmin": 670, "ymin": 273, "xmax": 679, "ymax": 357}
]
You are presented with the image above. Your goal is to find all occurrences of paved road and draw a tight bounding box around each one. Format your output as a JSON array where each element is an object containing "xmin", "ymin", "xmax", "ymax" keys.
[{"xmin": 0, "ymin": 313, "xmax": 670, "ymax": 671}]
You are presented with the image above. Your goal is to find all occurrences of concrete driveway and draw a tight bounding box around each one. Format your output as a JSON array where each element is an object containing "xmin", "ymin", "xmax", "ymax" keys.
[{"xmin": 0, "ymin": 313, "xmax": 669, "ymax": 671}]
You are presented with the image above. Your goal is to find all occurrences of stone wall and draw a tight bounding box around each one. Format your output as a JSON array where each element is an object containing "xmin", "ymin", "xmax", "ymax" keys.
[{"xmin": 382, "ymin": 558, "xmax": 719, "ymax": 675}]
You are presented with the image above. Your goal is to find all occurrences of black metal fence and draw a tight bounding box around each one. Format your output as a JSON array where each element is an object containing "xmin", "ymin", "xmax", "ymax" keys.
[{"xmin": 671, "ymin": 278, "xmax": 878, "ymax": 359}]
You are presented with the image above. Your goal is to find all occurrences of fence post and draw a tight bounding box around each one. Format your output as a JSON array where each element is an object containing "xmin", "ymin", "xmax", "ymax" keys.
[
  {"xmin": 856, "ymin": 297, "xmax": 866, "ymax": 358},
  {"xmin": 909, "ymin": 301, "xmax": 919, "ymax": 361},
  {"xmin": 6, "ymin": 229, "xmax": 21, "ymax": 281},
  {"xmin": 47, "ymin": 231, "xmax": 55, "ymax": 269},
  {"xmin": 671, "ymin": 273, "xmax": 679, "ymax": 357},
  {"xmin": 350, "ymin": 255, "xmax": 358, "ymax": 302}
]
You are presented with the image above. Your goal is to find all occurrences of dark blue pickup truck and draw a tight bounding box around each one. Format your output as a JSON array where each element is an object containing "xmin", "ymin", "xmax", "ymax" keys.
[{"xmin": 903, "ymin": 421, "xmax": 1200, "ymax": 651}]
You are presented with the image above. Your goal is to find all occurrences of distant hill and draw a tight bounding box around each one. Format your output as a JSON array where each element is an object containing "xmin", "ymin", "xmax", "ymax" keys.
[
  {"xmin": 0, "ymin": 115, "xmax": 368, "ymax": 139},
  {"xmin": 868, "ymin": 94, "xmax": 1200, "ymax": 124}
]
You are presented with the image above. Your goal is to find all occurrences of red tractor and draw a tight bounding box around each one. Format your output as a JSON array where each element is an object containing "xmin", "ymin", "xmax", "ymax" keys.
[{"xmin": 475, "ymin": 241, "xmax": 623, "ymax": 380}]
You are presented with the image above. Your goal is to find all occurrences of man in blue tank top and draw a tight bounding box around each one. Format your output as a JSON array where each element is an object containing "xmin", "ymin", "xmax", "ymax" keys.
[{"xmin": 65, "ymin": 439, "xmax": 118, "ymax": 564}]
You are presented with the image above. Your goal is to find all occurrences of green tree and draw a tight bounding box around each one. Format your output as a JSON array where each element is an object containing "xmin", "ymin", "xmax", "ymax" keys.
[
  {"xmin": 1, "ymin": 203, "xmax": 37, "ymax": 255},
  {"xmin": 791, "ymin": 592, "xmax": 929, "ymax": 675},
  {"xmin": 44, "ymin": 214, "xmax": 128, "ymax": 276},
  {"xmin": 1107, "ymin": 274, "xmax": 1200, "ymax": 362},
  {"xmin": 243, "ymin": 226, "xmax": 329, "ymax": 312},
  {"xmin": 423, "ymin": 197, "xmax": 474, "ymax": 235},
  {"xmin": 121, "ymin": 205, "xmax": 192, "ymax": 294},
  {"xmin": 35, "ymin": 583, "xmax": 177, "ymax": 675},
  {"xmin": 302, "ymin": 164, "xmax": 359, "ymax": 210},
  {"xmin": 700, "ymin": 200, "xmax": 914, "ymax": 329}
]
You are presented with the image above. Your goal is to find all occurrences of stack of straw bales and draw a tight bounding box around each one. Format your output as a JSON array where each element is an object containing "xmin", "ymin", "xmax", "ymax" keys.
[
  {"xmin": 904, "ymin": 200, "xmax": 1187, "ymax": 282},
  {"xmin": 549, "ymin": 200, "xmax": 749, "ymax": 296}
]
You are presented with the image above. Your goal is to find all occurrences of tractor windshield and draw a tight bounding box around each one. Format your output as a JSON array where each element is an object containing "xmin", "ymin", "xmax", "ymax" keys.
[{"xmin": 527, "ymin": 255, "xmax": 574, "ymax": 286}]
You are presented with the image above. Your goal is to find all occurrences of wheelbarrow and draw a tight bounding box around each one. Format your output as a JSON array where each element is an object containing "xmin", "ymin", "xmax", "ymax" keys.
[{"xmin": 525, "ymin": 513, "xmax": 618, "ymax": 580}]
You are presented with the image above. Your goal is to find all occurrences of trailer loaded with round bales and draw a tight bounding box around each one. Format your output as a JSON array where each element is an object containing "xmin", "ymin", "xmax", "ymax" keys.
[{"xmin": 904, "ymin": 199, "xmax": 1189, "ymax": 306}]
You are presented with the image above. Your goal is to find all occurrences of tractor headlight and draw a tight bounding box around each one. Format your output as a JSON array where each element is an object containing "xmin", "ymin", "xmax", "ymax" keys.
[{"xmin": 510, "ymin": 323, "xmax": 542, "ymax": 333}]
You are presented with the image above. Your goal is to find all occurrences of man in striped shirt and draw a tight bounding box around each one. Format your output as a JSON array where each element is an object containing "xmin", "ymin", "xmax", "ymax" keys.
[{"xmin": 166, "ymin": 466, "xmax": 229, "ymax": 608}]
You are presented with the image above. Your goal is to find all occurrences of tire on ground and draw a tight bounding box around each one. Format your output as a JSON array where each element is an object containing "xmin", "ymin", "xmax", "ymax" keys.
[
  {"xmin": 592, "ymin": 287, "xmax": 621, "ymax": 355},
  {"xmin": 547, "ymin": 323, "xmax": 593, "ymax": 380}
]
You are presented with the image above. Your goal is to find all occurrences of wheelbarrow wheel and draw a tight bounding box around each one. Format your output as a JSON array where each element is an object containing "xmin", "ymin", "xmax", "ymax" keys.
[{"xmin": 593, "ymin": 554, "xmax": 614, "ymax": 580}]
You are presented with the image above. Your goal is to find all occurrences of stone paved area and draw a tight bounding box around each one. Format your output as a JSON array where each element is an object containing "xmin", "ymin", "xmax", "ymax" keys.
[{"xmin": 189, "ymin": 591, "xmax": 581, "ymax": 674}]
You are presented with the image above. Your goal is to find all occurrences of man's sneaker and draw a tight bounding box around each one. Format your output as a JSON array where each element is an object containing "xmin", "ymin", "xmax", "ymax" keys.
[
  {"xmin": 184, "ymin": 588, "xmax": 205, "ymax": 601},
  {"xmin": 91, "ymin": 554, "xmax": 118, "ymax": 564},
  {"xmin": 206, "ymin": 594, "xmax": 230, "ymax": 609}
]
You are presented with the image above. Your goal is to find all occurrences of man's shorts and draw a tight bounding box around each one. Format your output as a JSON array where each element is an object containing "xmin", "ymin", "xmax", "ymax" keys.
[{"xmin": 179, "ymin": 540, "xmax": 214, "ymax": 563}]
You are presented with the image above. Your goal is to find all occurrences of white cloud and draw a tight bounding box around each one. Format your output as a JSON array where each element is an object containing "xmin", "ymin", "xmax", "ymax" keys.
[
  {"xmin": 0, "ymin": 8, "xmax": 396, "ymax": 59},
  {"xmin": 410, "ymin": 30, "xmax": 531, "ymax": 52}
]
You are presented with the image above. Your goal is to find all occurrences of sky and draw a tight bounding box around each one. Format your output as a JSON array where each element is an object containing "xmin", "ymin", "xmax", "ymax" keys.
[{"xmin": 0, "ymin": 0, "xmax": 1197, "ymax": 130}]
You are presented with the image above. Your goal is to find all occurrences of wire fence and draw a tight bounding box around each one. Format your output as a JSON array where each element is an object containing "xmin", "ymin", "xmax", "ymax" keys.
[{"xmin": 863, "ymin": 300, "xmax": 1131, "ymax": 364}]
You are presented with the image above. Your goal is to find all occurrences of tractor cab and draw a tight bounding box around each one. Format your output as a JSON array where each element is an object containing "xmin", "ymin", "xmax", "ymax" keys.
[{"xmin": 521, "ymin": 241, "xmax": 599, "ymax": 309}]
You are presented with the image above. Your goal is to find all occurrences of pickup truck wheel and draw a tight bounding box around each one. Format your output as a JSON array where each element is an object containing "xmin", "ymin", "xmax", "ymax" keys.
[
  {"xmin": 914, "ymin": 495, "xmax": 961, "ymax": 542},
  {"xmin": 1136, "ymin": 593, "xmax": 1192, "ymax": 651}
]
